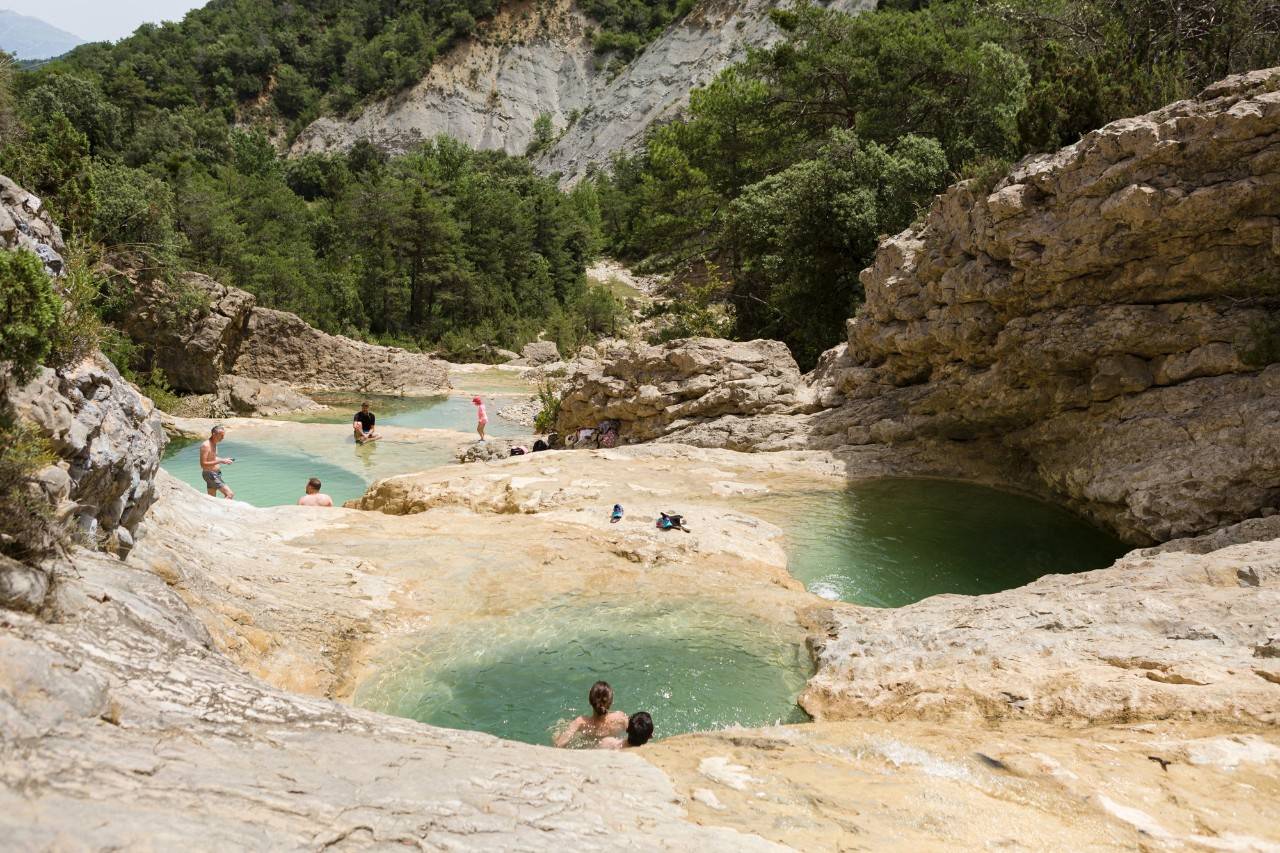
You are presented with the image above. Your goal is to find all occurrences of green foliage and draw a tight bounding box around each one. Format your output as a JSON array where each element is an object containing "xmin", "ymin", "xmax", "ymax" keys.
[
  {"xmin": 526, "ymin": 112, "xmax": 555, "ymax": 157},
  {"xmin": 726, "ymin": 131, "xmax": 947, "ymax": 366},
  {"xmin": 0, "ymin": 415, "xmax": 59, "ymax": 560},
  {"xmin": 592, "ymin": 0, "xmax": 1280, "ymax": 367},
  {"xmin": 0, "ymin": 250, "xmax": 61, "ymax": 386},
  {"xmin": 89, "ymin": 162, "xmax": 177, "ymax": 250},
  {"xmin": 137, "ymin": 367, "xmax": 182, "ymax": 412},
  {"xmin": 533, "ymin": 380, "xmax": 562, "ymax": 433},
  {"xmin": 582, "ymin": 0, "xmax": 689, "ymax": 61},
  {"xmin": 47, "ymin": 242, "xmax": 108, "ymax": 370},
  {"xmin": 650, "ymin": 274, "xmax": 734, "ymax": 343}
]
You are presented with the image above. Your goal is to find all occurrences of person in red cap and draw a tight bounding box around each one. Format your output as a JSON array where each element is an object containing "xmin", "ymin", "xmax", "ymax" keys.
[{"xmin": 472, "ymin": 396, "xmax": 488, "ymax": 441}]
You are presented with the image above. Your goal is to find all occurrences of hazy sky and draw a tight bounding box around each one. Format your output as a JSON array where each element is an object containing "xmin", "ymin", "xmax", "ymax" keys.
[{"xmin": 4, "ymin": 1, "xmax": 208, "ymax": 43}]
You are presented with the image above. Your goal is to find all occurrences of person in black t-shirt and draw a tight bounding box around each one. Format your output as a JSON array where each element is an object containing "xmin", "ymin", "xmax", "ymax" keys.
[{"xmin": 353, "ymin": 401, "xmax": 381, "ymax": 444}]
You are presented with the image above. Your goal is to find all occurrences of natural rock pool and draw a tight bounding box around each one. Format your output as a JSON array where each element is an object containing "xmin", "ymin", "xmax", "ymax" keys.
[
  {"xmin": 352, "ymin": 599, "xmax": 813, "ymax": 746},
  {"xmin": 162, "ymin": 387, "xmax": 530, "ymax": 506},
  {"xmin": 742, "ymin": 479, "xmax": 1128, "ymax": 607}
]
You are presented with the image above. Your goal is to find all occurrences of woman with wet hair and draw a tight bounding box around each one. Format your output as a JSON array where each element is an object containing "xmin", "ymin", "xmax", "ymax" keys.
[{"xmin": 552, "ymin": 680, "xmax": 628, "ymax": 747}]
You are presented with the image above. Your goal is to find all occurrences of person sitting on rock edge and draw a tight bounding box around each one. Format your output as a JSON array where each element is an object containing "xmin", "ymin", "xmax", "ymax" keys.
[
  {"xmin": 599, "ymin": 711, "xmax": 654, "ymax": 750},
  {"xmin": 553, "ymin": 680, "xmax": 628, "ymax": 747},
  {"xmin": 297, "ymin": 477, "xmax": 334, "ymax": 507},
  {"xmin": 199, "ymin": 425, "xmax": 235, "ymax": 500},
  {"xmin": 353, "ymin": 401, "xmax": 380, "ymax": 444}
]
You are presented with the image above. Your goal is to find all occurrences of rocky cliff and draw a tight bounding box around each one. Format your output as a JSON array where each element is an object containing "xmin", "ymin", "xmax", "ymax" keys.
[
  {"xmin": 1, "ymin": 177, "xmax": 165, "ymax": 611},
  {"xmin": 808, "ymin": 67, "xmax": 1280, "ymax": 543},
  {"xmin": 291, "ymin": 0, "xmax": 872, "ymax": 182},
  {"xmin": 125, "ymin": 271, "xmax": 451, "ymax": 396}
]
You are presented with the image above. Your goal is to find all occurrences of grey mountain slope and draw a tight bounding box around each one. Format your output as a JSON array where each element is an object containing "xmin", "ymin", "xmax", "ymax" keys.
[
  {"xmin": 291, "ymin": 0, "xmax": 872, "ymax": 183},
  {"xmin": 0, "ymin": 9, "xmax": 82, "ymax": 60}
]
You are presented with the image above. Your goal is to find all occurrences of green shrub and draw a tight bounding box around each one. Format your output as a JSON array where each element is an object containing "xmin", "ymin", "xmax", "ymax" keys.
[
  {"xmin": 47, "ymin": 242, "xmax": 106, "ymax": 370},
  {"xmin": 0, "ymin": 415, "xmax": 60, "ymax": 560},
  {"xmin": 137, "ymin": 367, "xmax": 182, "ymax": 413},
  {"xmin": 0, "ymin": 250, "xmax": 61, "ymax": 386},
  {"xmin": 533, "ymin": 380, "xmax": 562, "ymax": 433}
]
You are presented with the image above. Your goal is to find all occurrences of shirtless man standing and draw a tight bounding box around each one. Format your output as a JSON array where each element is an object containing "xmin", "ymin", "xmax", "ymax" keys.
[
  {"xmin": 353, "ymin": 401, "xmax": 381, "ymax": 444},
  {"xmin": 297, "ymin": 477, "xmax": 334, "ymax": 507},
  {"xmin": 199, "ymin": 425, "xmax": 235, "ymax": 499}
]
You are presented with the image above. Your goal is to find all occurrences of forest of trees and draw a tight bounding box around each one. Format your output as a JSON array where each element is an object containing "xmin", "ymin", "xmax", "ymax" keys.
[
  {"xmin": 592, "ymin": 0, "xmax": 1280, "ymax": 366},
  {"xmin": 1, "ymin": 0, "xmax": 1277, "ymax": 379}
]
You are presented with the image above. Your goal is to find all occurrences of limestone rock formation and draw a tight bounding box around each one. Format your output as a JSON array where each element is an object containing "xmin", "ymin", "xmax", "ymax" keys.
[
  {"xmin": 1, "ymin": 176, "xmax": 164, "ymax": 609},
  {"xmin": 521, "ymin": 339, "xmax": 561, "ymax": 366},
  {"xmin": 556, "ymin": 338, "xmax": 817, "ymax": 444},
  {"xmin": 7, "ymin": 357, "xmax": 166, "ymax": 563},
  {"xmin": 122, "ymin": 272, "xmax": 255, "ymax": 394},
  {"xmin": 0, "ymin": 174, "xmax": 64, "ymax": 274},
  {"xmin": 125, "ymin": 271, "xmax": 451, "ymax": 396},
  {"xmin": 214, "ymin": 375, "xmax": 322, "ymax": 417},
  {"xmin": 807, "ymin": 67, "xmax": 1280, "ymax": 542},
  {"xmin": 802, "ymin": 518, "xmax": 1280, "ymax": 726},
  {"xmin": 291, "ymin": 0, "xmax": 873, "ymax": 183},
  {"xmin": 0, "ymin": 521, "xmax": 781, "ymax": 851}
]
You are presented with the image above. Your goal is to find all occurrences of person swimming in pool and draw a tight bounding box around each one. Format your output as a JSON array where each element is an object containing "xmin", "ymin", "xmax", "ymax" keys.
[
  {"xmin": 297, "ymin": 477, "xmax": 334, "ymax": 507},
  {"xmin": 353, "ymin": 401, "xmax": 381, "ymax": 444},
  {"xmin": 553, "ymin": 681, "xmax": 628, "ymax": 747},
  {"xmin": 198, "ymin": 425, "xmax": 235, "ymax": 500},
  {"xmin": 599, "ymin": 711, "xmax": 654, "ymax": 750}
]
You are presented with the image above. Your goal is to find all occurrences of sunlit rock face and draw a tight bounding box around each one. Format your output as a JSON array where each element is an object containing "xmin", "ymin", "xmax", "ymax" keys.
[
  {"xmin": 809, "ymin": 68, "xmax": 1280, "ymax": 543},
  {"xmin": 123, "ymin": 271, "xmax": 451, "ymax": 396}
]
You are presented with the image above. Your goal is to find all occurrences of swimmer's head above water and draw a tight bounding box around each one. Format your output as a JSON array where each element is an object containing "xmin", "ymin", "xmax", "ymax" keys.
[
  {"xmin": 626, "ymin": 711, "xmax": 653, "ymax": 747},
  {"xmin": 305, "ymin": 478, "xmax": 322, "ymax": 494},
  {"xmin": 589, "ymin": 681, "xmax": 613, "ymax": 717}
]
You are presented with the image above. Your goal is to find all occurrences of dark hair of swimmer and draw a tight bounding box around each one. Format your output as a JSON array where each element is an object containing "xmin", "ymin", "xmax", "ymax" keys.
[
  {"xmin": 626, "ymin": 711, "xmax": 653, "ymax": 747},
  {"xmin": 588, "ymin": 681, "xmax": 613, "ymax": 717},
  {"xmin": 306, "ymin": 478, "xmax": 322, "ymax": 492}
]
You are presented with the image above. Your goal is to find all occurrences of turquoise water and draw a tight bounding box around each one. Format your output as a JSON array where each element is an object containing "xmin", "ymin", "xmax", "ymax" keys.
[
  {"xmin": 292, "ymin": 392, "xmax": 526, "ymax": 438},
  {"xmin": 354, "ymin": 600, "xmax": 812, "ymax": 746},
  {"xmin": 161, "ymin": 430, "xmax": 456, "ymax": 507},
  {"xmin": 744, "ymin": 479, "xmax": 1128, "ymax": 607}
]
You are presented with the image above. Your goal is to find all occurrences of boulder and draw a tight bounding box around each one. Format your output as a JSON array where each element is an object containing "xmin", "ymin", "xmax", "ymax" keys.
[
  {"xmin": 0, "ymin": 174, "xmax": 64, "ymax": 274},
  {"xmin": 8, "ymin": 355, "xmax": 166, "ymax": 559},
  {"xmin": 556, "ymin": 338, "xmax": 818, "ymax": 444},
  {"xmin": 215, "ymin": 375, "xmax": 322, "ymax": 418},
  {"xmin": 456, "ymin": 439, "xmax": 512, "ymax": 463},
  {"xmin": 124, "ymin": 272, "xmax": 451, "ymax": 396},
  {"xmin": 122, "ymin": 272, "xmax": 255, "ymax": 394},
  {"xmin": 521, "ymin": 340, "xmax": 561, "ymax": 366}
]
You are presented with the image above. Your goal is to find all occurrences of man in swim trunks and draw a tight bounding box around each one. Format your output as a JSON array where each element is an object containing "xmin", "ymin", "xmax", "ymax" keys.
[
  {"xmin": 599, "ymin": 711, "xmax": 654, "ymax": 750},
  {"xmin": 553, "ymin": 681, "xmax": 628, "ymax": 747},
  {"xmin": 297, "ymin": 477, "xmax": 334, "ymax": 507},
  {"xmin": 199, "ymin": 425, "xmax": 235, "ymax": 499},
  {"xmin": 353, "ymin": 401, "xmax": 381, "ymax": 444}
]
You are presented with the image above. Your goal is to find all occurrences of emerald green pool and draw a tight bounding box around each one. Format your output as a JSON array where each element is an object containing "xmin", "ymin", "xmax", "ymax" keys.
[
  {"xmin": 292, "ymin": 392, "xmax": 526, "ymax": 438},
  {"xmin": 353, "ymin": 600, "xmax": 813, "ymax": 746},
  {"xmin": 743, "ymin": 479, "xmax": 1128, "ymax": 607}
]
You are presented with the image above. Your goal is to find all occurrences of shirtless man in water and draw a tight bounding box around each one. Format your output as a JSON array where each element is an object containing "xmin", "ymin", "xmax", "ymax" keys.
[
  {"xmin": 553, "ymin": 681, "xmax": 628, "ymax": 747},
  {"xmin": 297, "ymin": 477, "xmax": 333, "ymax": 507},
  {"xmin": 199, "ymin": 425, "xmax": 235, "ymax": 499}
]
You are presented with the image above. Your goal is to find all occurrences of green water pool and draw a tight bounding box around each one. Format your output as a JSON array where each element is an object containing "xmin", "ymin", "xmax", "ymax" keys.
[
  {"xmin": 743, "ymin": 479, "xmax": 1128, "ymax": 607},
  {"xmin": 291, "ymin": 392, "xmax": 527, "ymax": 438},
  {"xmin": 353, "ymin": 600, "xmax": 813, "ymax": 746}
]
